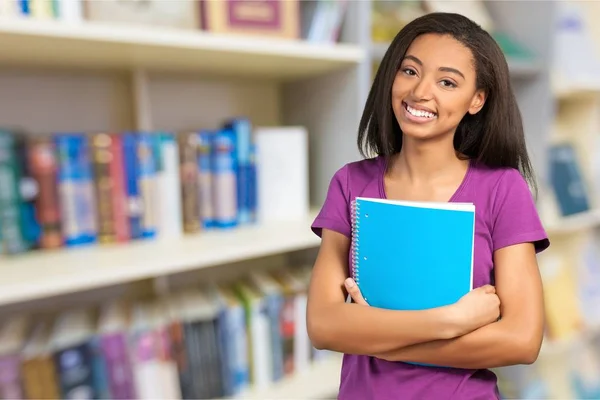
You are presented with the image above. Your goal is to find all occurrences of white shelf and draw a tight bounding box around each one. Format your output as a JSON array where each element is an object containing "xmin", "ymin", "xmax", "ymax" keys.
[
  {"xmin": 544, "ymin": 208, "xmax": 600, "ymax": 235},
  {"xmin": 0, "ymin": 213, "xmax": 320, "ymax": 307},
  {"xmin": 239, "ymin": 354, "xmax": 342, "ymax": 400},
  {"xmin": 0, "ymin": 19, "xmax": 365, "ymax": 80},
  {"xmin": 552, "ymin": 79, "xmax": 600, "ymax": 100},
  {"xmin": 369, "ymin": 42, "xmax": 541, "ymax": 79}
]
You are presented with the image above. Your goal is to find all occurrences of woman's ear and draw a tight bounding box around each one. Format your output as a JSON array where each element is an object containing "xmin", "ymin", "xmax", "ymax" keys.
[{"xmin": 468, "ymin": 90, "xmax": 486, "ymax": 115}]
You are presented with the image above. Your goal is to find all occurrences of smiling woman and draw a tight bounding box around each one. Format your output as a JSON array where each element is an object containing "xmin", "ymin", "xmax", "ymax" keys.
[
  {"xmin": 393, "ymin": 36, "xmax": 486, "ymax": 136},
  {"xmin": 306, "ymin": 11, "xmax": 549, "ymax": 400}
]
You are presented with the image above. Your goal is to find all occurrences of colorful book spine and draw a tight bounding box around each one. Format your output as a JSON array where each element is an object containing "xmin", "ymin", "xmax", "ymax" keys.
[
  {"xmin": 212, "ymin": 128, "xmax": 238, "ymax": 229},
  {"xmin": 53, "ymin": 342, "xmax": 97, "ymax": 399},
  {"xmin": 55, "ymin": 134, "xmax": 97, "ymax": 247},
  {"xmin": 0, "ymin": 130, "xmax": 29, "ymax": 254},
  {"xmin": 156, "ymin": 132, "xmax": 183, "ymax": 238},
  {"xmin": 0, "ymin": 354, "xmax": 23, "ymax": 399},
  {"xmin": 101, "ymin": 333, "xmax": 136, "ymax": 399},
  {"xmin": 19, "ymin": 0, "xmax": 29, "ymax": 15},
  {"xmin": 109, "ymin": 134, "xmax": 130, "ymax": 243},
  {"xmin": 137, "ymin": 132, "xmax": 158, "ymax": 239},
  {"xmin": 248, "ymin": 144, "xmax": 257, "ymax": 224},
  {"xmin": 15, "ymin": 134, "xmax": 42, "ymax": 249},
  {"xmin": 89, "ymin": 336, "xmax": 111, "ymax": 399},
  {"xmin": 122, "ymin": 133, "xmax": 142, "ymax": 239},
  {"xmin": 178, "ymin": 132, "xmax": 200, "ymax": 234},
  {"xmin": 90, "ymin": 133, "xmax": 117, "ymax": 244},
  {"xmin": 226, "ymin": 118, "xmax": 252, "ymax": 225},
  {"xmin": 28, "ymin": 136, "xmax": 63, "ymax": 249},
  {"xmin": 197, "ymin": 130, "xmax": 215, "ymax": 229}
]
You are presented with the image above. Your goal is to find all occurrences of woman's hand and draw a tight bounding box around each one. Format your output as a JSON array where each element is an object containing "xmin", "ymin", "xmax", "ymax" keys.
[
  {"xmin": 450, "ymin": 284, "xmax": 501, "ymax": 335},
  {"xmin": 344, "ymin": 278, "xmax": 369, "ymax": 305},
  {"xmin": 344, "ymin": 278, "xmax": 500, "ymax": 336}
]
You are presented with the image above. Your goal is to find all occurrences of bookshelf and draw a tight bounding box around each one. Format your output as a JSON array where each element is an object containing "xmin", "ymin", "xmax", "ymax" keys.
[
  {"xmin": 0, "ymin": 2, "xmax": 366, "ymax": 399},
  {"xmin": 0, "ymin": 19, "xmax": 364, "ymax": 79},
  {"xmin": 2, "ymin": 0, "xmax": 600, "ymax": 399},
  {"xmin": 0, "ymin": 211, "xmax": 320, "ymax": 307}
]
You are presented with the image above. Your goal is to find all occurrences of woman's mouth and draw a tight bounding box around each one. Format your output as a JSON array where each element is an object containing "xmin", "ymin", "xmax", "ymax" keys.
[{"xmin": 402, "ymin": 102, "xmax": 437, "ymax": 123}]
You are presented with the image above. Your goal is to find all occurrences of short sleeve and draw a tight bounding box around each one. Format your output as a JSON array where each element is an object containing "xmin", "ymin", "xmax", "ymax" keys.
[
  {"xmin": 311, "ymin": 165, "xmax": 351, "ymax": 238},
  {"xmin": 491, "ymin": 168, "xmax": 550, "ymax": 253}
]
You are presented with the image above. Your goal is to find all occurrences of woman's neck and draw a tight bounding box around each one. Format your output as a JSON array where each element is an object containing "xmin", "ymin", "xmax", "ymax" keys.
[{"xmin": 388, "ymin": 137, "xmax": 468, "ymax": 184}]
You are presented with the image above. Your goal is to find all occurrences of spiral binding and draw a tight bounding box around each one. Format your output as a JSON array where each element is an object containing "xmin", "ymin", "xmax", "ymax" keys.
[{"xmin": 350, "ymin": 198, "xmax": 361, "ymax": 286}]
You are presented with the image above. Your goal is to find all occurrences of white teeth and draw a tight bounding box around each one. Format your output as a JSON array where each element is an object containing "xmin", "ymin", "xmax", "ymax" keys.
[{"xmin": 406, "ymin": 104, "xmax": 436, "ymax": 118}]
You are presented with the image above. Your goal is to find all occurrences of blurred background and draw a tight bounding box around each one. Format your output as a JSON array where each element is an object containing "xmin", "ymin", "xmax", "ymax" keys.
[{"xmin": 0, "ymin": 0, "xmax": 598, "ymax": 399}]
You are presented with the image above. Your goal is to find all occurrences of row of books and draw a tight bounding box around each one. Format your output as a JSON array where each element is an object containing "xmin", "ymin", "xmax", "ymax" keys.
[
  {"xmin": 0, "ymin": 264, "xmax": 332, "ymax": 400},
  {"xmin": 0, "ymin": 118, "xmax": 259, "ymax": 255},
  {"xmin": 0, "ymin": 0, "xmax": 347, "ymax": 44}
]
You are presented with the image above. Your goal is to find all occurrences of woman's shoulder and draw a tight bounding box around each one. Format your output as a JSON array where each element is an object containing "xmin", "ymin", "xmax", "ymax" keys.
[
  {"xmin": 469, "ymin": 160, "xmax": 528, "ymax": 190},
  {"xmin": 468, "ymin": 160, "xmax": 537, "ymax": 214},
  {"xmin": 334, "ymin": 155, "xmax": 386, "ymax": 183}
]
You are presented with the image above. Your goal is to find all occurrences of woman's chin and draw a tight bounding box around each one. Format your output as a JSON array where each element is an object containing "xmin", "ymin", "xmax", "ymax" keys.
[{"xmin": 400, "ymin": 126, "xmax": 439, "ymax": 141}]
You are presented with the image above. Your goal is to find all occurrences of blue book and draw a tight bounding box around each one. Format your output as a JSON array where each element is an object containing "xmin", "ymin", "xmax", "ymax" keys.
[
  {"xmin": 549, "ymin": 143, "xmax": 590, "ymax": 216},
  {"xmin": 351, "ymin": 197, "xmax": 475, "ymax": 311}
]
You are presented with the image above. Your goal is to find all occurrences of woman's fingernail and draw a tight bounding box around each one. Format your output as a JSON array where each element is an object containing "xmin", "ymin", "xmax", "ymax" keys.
[{"xmin": 345, "ymin": 278, "xmax": 354, "ymax": 288}]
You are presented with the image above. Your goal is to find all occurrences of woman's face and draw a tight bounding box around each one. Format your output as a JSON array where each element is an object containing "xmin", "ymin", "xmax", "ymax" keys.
[{"xmin": 391, "ymin": 33, "xmax": 486, "ymax": 142}]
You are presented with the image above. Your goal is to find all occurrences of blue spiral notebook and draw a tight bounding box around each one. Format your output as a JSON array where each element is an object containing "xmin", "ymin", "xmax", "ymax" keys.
[{"xmin": 350, "ymin": 197, "xmax": 475, "ymax": 311}]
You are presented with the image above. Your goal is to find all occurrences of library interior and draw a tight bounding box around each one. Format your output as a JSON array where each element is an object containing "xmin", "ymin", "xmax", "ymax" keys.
[{"xmin": 0, "ymin": 0, "xmax": 599, "ymax": 399}]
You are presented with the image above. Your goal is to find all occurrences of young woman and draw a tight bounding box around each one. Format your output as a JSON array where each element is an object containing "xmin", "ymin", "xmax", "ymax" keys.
[{"xmin": 307, "ymin": 12, "xmax": 550, "ymax": 400}]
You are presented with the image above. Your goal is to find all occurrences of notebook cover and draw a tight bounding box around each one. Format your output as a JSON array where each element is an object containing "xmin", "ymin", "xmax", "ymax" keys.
[{"xmin": 351, "ymin": 197, "xmax": 475, "ymax": 311}]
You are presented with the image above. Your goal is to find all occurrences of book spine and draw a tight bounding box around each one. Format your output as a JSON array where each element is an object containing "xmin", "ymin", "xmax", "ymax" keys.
[
  {"xmin": 90, "ymin": 336, "xmax": 111, "ymax": 399},
  {"xmin": 28, "ymin": 136, "xmax": 63, "ymax": 249},
  {"xmin": 226, "ymin": 118, "xmax": 252, "ymax": 225},
  {"xmin": 137, "ymin": 133, "xmax": 158, "ymax": 239},
  {"xmin": 78, "ymin": 134, "xmax": 99, "ymax": 245},
  {"xmin": 15, "ymin": 134, "xmax": 42, "ymax": 249},
  {"xmin": 54, "ymin": 341, "xmax": 97, "ymax": 399},
  {"xmin": 109, "ymin": 134, "xmax": 130, "ymax": 243},
  {"xmin": 0, "ymin": 130, "xmax": 29, "ymax": 254},
  {"xmin": 197, "ymin": 130, "xmax": 215, "ymax": 229},
  {"xmin": 178, "ymin": 132, "xmax": 200, "ymax": 234},
  {"xmin": 101, "ymin": 333, "xmax": 136, "ymax": 400},
  {"xmin": 90, "ymin": 133, "xmax": 117, "ymax": 244},
  {"xmin": 153, "ymin": 133, "xmax": 166, "ymax": 236},
  {"xmin": 232, "ymin": 304, "xmax": 250, "ymax": 393},
  {"xmin": 248, "ymin": 144, "xmax": 257, "ymax": 224},
  {"xmin": 122, "ymin": 133, "xmax": 142, "ymax": 239},
  {"xmin": 55, "ymin": 134, "xmax": 97, "ymax": 247},
  {"xmin": 158, "ymin": 133, "xmax": 183, "ymax": 238},
  {"xmin": 0, "ymin": 355, "xmax": 23, "ymax": 399},
  {"xmin": 212, "ymin": 128, "xmax": 238, "ymax": 229}
]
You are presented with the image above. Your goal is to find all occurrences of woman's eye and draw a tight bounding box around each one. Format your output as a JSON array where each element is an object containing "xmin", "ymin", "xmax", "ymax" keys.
[
  {"xmin": 440, "ymin": 80, "xmax": 456, "ymax": 88},
  {"xmin": 402, "ymin": 68, "xmax": 416, "ymax": 76}
]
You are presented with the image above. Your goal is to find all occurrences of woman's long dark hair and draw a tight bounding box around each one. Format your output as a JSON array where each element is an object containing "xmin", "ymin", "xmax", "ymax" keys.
[{"xmin": 358, "ymin": 12, "xmax": 536, "ymax": 193}]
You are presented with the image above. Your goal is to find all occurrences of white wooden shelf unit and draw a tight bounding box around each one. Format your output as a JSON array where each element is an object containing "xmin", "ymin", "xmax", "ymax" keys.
[
  {"xmin": 0, "ymin": 4, "xmax": 369, "ymax": 308},
  {"xmin": 0, "ymin": 213, "xmax": 321, "ymax": 308},
  {"xmin": 0, "ymin": 10, "xmax": 369, "ymax": 399}
]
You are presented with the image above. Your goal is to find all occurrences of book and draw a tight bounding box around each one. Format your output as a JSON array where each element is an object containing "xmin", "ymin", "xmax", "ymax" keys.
[{"xmin": 350, "ymin": 197, "xmax": 475, "ymax": 311}]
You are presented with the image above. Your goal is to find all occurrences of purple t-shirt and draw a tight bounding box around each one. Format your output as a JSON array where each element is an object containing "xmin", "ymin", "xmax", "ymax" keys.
[{"xmin": 311, "ymin": 155, "xmax": 550, "ymax": 400}]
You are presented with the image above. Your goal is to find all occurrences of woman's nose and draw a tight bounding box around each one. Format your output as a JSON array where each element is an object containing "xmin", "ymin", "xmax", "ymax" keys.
[{"xmin": 411, "ymin": 78, "xmax": 433, "ymax": 101}]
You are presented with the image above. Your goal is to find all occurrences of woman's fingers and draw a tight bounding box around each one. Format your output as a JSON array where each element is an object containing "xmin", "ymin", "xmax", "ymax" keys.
[{"xmin": 344, "ymin": 278, "xmax": 369, "ymax": 305}]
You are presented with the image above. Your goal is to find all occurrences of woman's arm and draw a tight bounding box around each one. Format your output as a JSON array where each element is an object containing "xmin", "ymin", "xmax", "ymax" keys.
[
  {"xmin": 307, "ymin": 228, "xmax": 501, "ymax": 356},
  {"xmin": 374, "ymin": 242, "xmax": 544, "ymax": 368}
]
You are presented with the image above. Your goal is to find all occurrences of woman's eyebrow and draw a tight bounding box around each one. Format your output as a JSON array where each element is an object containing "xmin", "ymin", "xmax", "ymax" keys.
[{"xmin": 403, "ymin": 54, "xmax": 466, "ymax": 80}]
